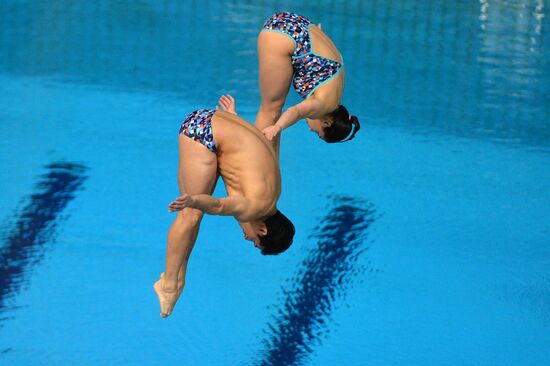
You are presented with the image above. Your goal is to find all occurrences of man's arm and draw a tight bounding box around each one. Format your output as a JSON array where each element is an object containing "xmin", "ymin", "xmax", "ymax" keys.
[
  {"xmin": 217, "ymin": 94, "xmax": 237, "ymax": 115},
  {"xmin": 168, "ymin": 194, "xmax": 249, "ymax": 218}
]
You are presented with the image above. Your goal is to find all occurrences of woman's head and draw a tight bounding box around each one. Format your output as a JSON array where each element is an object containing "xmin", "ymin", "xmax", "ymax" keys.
[{"xmin": 306, "ymin": 105, "xmax": 360, "ymax": 143}]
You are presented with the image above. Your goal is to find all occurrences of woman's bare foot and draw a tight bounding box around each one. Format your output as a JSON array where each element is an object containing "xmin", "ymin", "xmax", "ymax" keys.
[
  {"xmin": 216, "ymin": 94, "xmax": 237, "ymax": 115},
  {"xmin": 153, "ymin": 273, "xmax": 183, "ymax": 318}
]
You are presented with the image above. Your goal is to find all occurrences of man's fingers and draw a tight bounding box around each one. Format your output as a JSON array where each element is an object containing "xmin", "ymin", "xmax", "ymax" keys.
[
  {"xmin": 169, "ymin": 198, "xmax": 190, "ymax": 207},
  {"xmin": 168, "ymin": 203, "xmax": 186, "ymax": 211},
  {"xmin": 220, "ymin": 95, "xmax": 233, "ymax": 106},
  {"xmin": 218, "ymin": 95, "xmax": 232, "ymax": 109},
  {"xmin": 171, "ymin": 196, "xmax": 192, "ymax": 209}
]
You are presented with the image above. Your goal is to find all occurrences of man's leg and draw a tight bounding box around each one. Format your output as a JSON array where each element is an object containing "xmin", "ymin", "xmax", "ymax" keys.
[
  {"xmin": 255, "ymin": 32, "xmax": 294, "ymax": 157},
  {"xmin": 154, "ymin": 134, "xmax": 218, "ymax": 317}
]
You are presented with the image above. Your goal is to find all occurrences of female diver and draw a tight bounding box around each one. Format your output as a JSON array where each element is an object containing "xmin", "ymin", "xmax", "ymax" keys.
[{"xmin": 240, "ymin": 12, "xmax": 361, "ymax": 152}]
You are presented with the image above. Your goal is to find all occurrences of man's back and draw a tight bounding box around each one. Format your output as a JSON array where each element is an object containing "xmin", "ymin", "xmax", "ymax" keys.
[{"xmin": 212, "ymin": 111, "xmax": 281, "ymax": 221}]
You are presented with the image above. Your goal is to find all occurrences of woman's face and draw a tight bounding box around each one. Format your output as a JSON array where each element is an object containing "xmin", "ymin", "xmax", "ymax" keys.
[{"xmin": 306, "ymin": 118, "xmax": 329, "ymax": 140}]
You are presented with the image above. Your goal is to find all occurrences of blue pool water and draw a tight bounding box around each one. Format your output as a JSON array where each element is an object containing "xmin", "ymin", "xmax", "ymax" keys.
[{"xmin": 1, "ymin": 1, "xmax": 549, "ymax": 365}]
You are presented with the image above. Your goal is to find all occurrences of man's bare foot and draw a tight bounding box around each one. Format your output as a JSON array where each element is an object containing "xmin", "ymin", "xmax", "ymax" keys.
[
  {"xmin": 216, "ymin": 94, "xmax": 237, "ymax": 115},
  {"xmin": 153, "ymin": 273, "xmax": 182, "ymax": 318},
  {"xmin": 162, "ymin": 272, "xmax": 185, "ymax": 298}
]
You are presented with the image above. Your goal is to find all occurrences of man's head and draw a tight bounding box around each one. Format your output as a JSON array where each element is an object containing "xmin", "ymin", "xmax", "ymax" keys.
[{"xmin": 241, "ymin": 210, "xmax": 295, "ymax": 255}]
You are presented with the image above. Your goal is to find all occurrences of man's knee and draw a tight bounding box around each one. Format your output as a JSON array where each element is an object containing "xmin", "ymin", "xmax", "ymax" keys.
[
  {"xmin": 172, "ymin": 208, "xmax": 203, "ymax": 231},
  {"xmin": 183, "ymin": 208, "xmax": 203, "ymax": 225}
]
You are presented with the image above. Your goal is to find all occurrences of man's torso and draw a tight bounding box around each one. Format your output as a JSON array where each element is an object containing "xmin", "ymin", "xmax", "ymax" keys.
[{"xmin": 212, "ymin": 111, "xmax": 281, "ymax": 219}]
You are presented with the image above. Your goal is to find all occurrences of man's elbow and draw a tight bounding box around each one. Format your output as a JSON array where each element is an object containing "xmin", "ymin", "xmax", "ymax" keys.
[{"xmin": 218, "ymin": 199, "xmax": 246, "ymax": 218}]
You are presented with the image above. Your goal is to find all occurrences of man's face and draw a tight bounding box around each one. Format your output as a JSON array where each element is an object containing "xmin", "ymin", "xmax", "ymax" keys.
[{"xmin": 240, "ymin": 221, "xmax": 267, "ymax": 249}]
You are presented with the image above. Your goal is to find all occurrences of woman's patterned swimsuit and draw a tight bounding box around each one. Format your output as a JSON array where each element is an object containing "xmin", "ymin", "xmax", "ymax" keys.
[
  {"xmin": 179, "ymin": 109, "xmax": 217, "ymax": 153},
  {"xmin": 262, "ymin": 12, "xmax": 343, "ymax": 98}
]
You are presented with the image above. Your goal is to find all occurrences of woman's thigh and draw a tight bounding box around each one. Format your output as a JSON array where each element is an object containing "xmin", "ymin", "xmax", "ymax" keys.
[{"xmin": 257, "ymin": 32, "xmax": 295, "ymax": 113}]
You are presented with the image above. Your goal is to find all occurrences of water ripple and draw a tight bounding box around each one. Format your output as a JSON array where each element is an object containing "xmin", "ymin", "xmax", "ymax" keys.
[
  {"xmin": 255, "ymin": 196, "xmax": 378, "ymax": 366},
  {"xmin": 0, "ymin": 162, "xmax": 88, "ymax": 317}
]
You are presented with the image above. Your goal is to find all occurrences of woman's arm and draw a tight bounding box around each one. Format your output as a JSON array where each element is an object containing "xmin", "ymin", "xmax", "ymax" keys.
[
  {"xmin": 262, "ymin": 98, "xmax": 325, "ymax": 140},
  {"xmin": 168, "ymin": 194, "xmax": 249, "ymax": 217}
]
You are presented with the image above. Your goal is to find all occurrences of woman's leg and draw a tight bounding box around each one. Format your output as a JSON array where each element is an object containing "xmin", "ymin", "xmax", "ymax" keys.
[
  {"xmin": 255, "ymin": 31, "xmax": 295, "ymax": 156},
  {"xmin": 154, "ymin": 134, "xmax": 218, "ymax": 317}
]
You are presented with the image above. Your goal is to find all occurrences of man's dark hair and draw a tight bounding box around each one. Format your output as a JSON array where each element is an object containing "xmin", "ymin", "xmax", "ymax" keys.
[
  {"xmin": 259, "ymin": 210, "xmax": 295, "ymax": 255},
  {"xmin": 323, "ymin": 105, "xmax": 361, "ymax": 143}
]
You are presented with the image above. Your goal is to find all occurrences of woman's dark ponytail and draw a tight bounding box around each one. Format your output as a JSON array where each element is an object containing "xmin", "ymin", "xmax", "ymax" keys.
[
  {"xmin": 322, "ymin": 105, "xmax": 361, "ymax": 143},
  {"xmin": 345, "ymin": 115, "xmax": 360, "ymax": 142}
]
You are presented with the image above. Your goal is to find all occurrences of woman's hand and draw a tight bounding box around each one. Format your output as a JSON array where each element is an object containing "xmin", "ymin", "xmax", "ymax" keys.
[
  {"xmin": 262, "ymin": 125, "xmax": 282, "ymax": 141},
  {"xmin": 216, "ymin": 94, "xmax": 237, "ymax": 115},
  {"xmin": 168, "ymin": 194, "xmax": 195, "ymax": 212}
]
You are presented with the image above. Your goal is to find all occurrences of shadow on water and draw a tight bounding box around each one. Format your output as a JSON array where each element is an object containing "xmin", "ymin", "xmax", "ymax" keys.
[
  {"xmin": 0, "ymin": 162, "xmax": 87, "ymax": 320},
  {"xmin": 255, "ymin": 195, "xmax": 378, "ymax": 366}
]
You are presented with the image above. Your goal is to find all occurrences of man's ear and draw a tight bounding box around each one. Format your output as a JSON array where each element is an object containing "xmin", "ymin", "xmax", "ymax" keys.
[
  {"xmin": 321, "ymin": 118, "xmax": 332, "ymax": 127},
  {"xmin": 259, "ymin": 223, "xmax": 268, "ymax": 236}
]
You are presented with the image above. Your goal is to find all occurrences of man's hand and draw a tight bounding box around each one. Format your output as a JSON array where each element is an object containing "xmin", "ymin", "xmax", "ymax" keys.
[
  {"xmin": 168, "ymin": 194, "xmax": 195, "ymax": 212},
  {"xmin": 216, "ymin": 94, "xmax": 237, "ymax": 115},
  {"xmin": 262, "ymin": 125, "xmax": 282, "ymax": 141}
]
